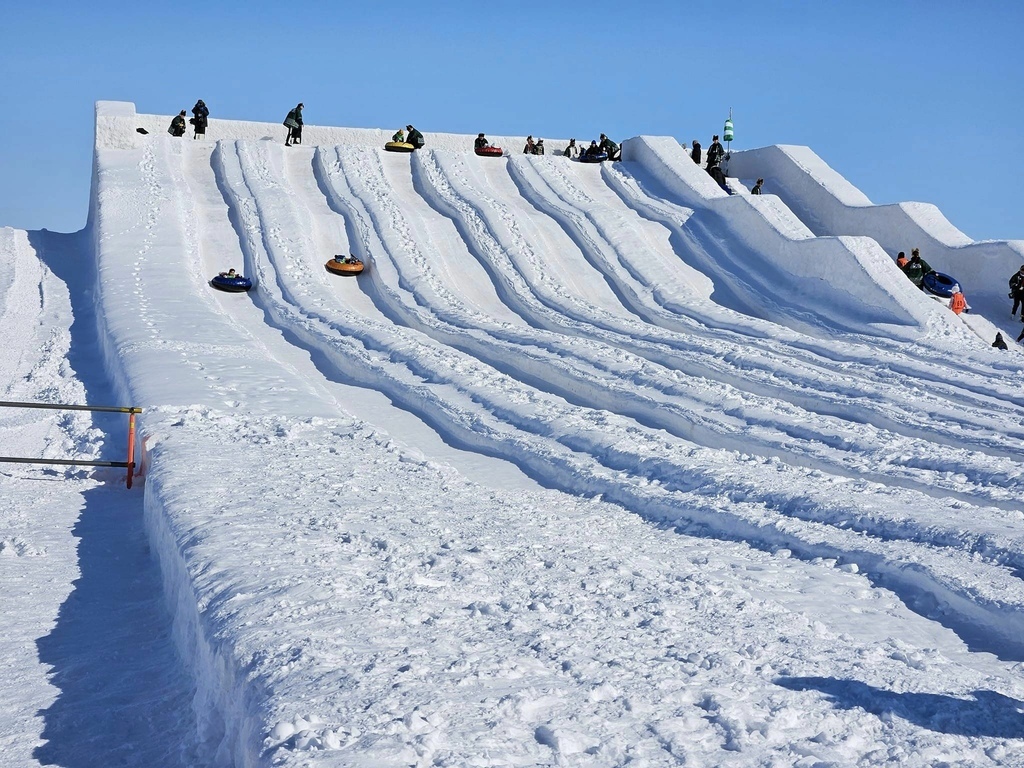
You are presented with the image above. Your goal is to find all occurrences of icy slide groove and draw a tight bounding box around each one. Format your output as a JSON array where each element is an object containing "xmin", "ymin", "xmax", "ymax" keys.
[
  {"xmin": 87, "ymin": 103, "xmax": 1024, "ymax": 763},
  {"xmin": 200, "ymin": 138, "xmax": 1024, "ymax": 656}
]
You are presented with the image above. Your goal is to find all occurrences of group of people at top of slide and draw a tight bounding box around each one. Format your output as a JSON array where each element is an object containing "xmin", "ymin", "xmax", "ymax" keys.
[
  {"xmin": 168, "ymin": 100, "xmax": 209, "ymax": 139},
  {"xmin": 166, "ymin": 102, "xmax": 1022, "ymax": 348}
]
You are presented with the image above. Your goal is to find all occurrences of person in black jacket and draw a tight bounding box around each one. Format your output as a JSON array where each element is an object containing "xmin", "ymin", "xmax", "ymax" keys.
[
  {"xmin": 406, "ymin": 125, "xmax": 425, "ymax": 149},
  {"xmin": 690, "ymin": 140, "xmax": 701, "ymax": 164},
  {"xmin": 474, "ymin": 133, "xmax": 489, "ymax": 150},
  {"xmin": 751, "ymin": 178, "xmax": 764, "ymax": 195},
  {"xmin": 191, "ymin": 100, "xmax": 209, "ymax": 139},
  {"xmin": 284, "ymin": 103, "xmax": 303, "ymax": 146},
  {"xmin": 168, "ymin": 110, "xmax": 187, "ymax": 137},
  {"xmin": 1009, "ymin": 265, "xmax": 1024, "ymax": 316},
  {"xmin": 993, "ymin": 332, "xmax": 1008, "ymax": 350},
  {"xmin": 706, "ymin": 135, "xmax": 724, "ymax": 169}
]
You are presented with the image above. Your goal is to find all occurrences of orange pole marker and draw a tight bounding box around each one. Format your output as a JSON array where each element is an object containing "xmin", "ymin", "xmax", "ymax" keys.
[{"xmin": 126, "ymin": 411, "xmax": 137, "ymax": 489}]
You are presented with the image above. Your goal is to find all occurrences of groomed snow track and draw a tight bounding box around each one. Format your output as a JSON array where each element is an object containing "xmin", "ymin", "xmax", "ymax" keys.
[{"xmin": 83, "ymin": 102, "xmax": 1024, "ymax": 766}]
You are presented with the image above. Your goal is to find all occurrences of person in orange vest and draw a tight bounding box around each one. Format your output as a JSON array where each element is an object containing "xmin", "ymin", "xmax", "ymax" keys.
[
  {"xmin": 948, "ymin": 289, "xmax": 968, "ymax": 315},
  {"xmin": 895, "ymin": 251, "xmax": 908, "ymax": 268}
]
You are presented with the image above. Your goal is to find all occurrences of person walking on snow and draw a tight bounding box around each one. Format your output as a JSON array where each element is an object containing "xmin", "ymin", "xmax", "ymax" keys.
[
  {"xmin": 168, "ymin": 110, "xmax": 187, "ymax": 137},
  {"xmin": 284, "ymin": 103, "xmax": 303, "ymax": 146},
  {"xmin": 191, "ymin": 100, "xmax": 209, "ymax": 139},
  {"xmin": 948, "ymin": 289, "xmax": 968, "ymax": 315},
  {"xmin": 406, "ymin": 125, "xmax": 425, "ymax": 149},
  {"xmin": 901, "ymin": 248, "xmax": 933, "ymax": 290},
  {"xmin": 1009, "ymin": 265, "xmax": 1024, "ymax": 316}
]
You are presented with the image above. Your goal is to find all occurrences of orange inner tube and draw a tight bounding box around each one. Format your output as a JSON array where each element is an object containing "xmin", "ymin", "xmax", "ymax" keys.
[{"xmin": 326, "ymin": 258, "xmax": 364, "ymax": 275}]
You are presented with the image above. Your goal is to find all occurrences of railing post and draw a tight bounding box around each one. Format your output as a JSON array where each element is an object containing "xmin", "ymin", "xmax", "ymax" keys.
[{"xmin": 126, "ymin": 410, "xmax": 138, "ymax": 489}]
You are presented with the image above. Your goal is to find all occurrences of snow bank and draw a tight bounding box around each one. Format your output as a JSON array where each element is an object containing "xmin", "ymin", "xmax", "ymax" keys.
[
  {"xmin": 623, "ymin": 136, "xmax": 961, "ymax": 340},
  {"xmin": 80, "ymin": 101, "xmax": 1024, "ymax": 767},
  {"xmin": 728, "ymin": 144, "xmax": 1024, "ymax": 295}
]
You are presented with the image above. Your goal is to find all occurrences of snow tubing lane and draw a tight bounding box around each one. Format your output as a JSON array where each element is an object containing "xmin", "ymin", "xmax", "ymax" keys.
[
  {"xmin": 210, "ymin": 274, "xmax": 253, "ymax": 292},
  {"xmin": 923, "ymin": 271, "xmax": 960, "ymax": 298},
  {"xmin": 325, "ymin": 257, "xmax": 364, "ymax": 276}
]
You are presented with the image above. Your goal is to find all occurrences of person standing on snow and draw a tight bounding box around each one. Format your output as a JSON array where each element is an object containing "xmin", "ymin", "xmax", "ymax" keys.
[
  {"xmin": 690, "ymin": 139, "xmax": 701, "ymax": 164},
  {"xmin": 751, "ymin": 178, "xmax": 764, "ymax": 195},
  {"xmin": 1009, "ymin": 265, "xmax": 1024, "ymax": 317},
  {"xmin": 168, "ymin": 110, "xmax": 187, "ymax": 137},
  {"xmin": 948, "ymin": 289, "xmax": 968, "ymax": 315},
  {"xmin": 895, "ymin": 251, "xmax": 909, "ymax": 268},
  {"xmin": 284, "ymin": 103, "xmax": 303, "ymax": 146},
  {"xmin": 191, "ymin": 100, "xmax": 209, "ymax": 139},
  {"xmin": 706, "ymin": 134, "xmax": 725, "ymax": 169},
  {"xmin": 563, "ymin": 138, "xmax": 578, "ymax": 158},
  {"xmin": 406, "ymin": 125, "xmax": 425, "ymax": 149},
  {"xmin": 901, "ymin": 248, "xmax": 933, "ymax": 290},
  {"xmin": 523, "ymin": 135, "xmax": 536, "ymax": 154}
]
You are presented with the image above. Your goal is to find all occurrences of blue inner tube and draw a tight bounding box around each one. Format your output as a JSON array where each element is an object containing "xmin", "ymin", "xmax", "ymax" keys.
[
  {"xmin": 922, "ymin": 271, "xmax": 959, "ymax": 298},
  {"xmin": 211, "ymin": 274, "xmax": 253, "ymax": 292},
  {"xmin": 579, "ymin": 151, "xmax": 609, "ymax": 163}
]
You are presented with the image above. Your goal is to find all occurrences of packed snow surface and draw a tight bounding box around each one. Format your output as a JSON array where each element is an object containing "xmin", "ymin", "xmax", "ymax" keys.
[{"xmin": 2, "ymin": 101, "xmax": 1024, "ymax": 767}]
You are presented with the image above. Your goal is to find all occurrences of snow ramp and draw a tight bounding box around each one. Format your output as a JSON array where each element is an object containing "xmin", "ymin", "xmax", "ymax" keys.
[
  {"xmin": 80, "ymin": 101, "xmax": 1024, "ymax": 766},
  {"xmin": 728, "ymin": 143, "xmax": 1024, "ymax": 334}
]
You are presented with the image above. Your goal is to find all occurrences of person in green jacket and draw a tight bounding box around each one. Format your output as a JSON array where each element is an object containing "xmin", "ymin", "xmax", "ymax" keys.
[
  {"xmin": 599, "ymin": 134, "xmax": 620, "ymax": 161},
  {"xmin": 901, "ymin": 248, "xmax": 933, "ymax": 289},
  {"xmin": 392, "ymin": 128, "xmax": 406, "ymax": 143},
  {"xmin": 405, "ymin": 125, "xmax": 425, "ymax": 149}
]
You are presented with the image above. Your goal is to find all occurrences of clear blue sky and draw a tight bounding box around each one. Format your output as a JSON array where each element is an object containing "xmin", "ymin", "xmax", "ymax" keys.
[{"xmin": 2, "ymin": 0, "xmax": 1022, "ymax": 240}]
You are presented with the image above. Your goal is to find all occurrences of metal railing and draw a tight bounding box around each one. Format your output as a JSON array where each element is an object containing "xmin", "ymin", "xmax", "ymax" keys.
[{"xmin": 0, "ymin": 401, "xmax": 141, "ymax": 488}]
